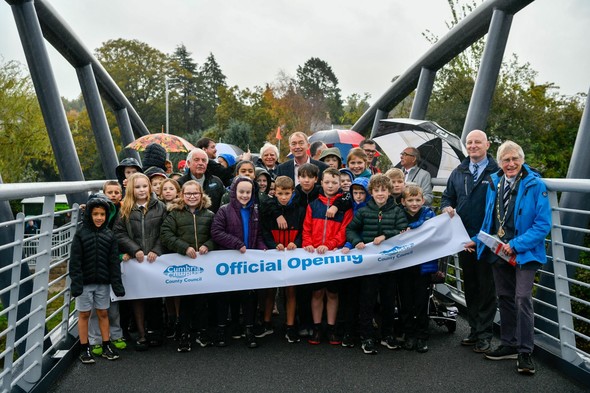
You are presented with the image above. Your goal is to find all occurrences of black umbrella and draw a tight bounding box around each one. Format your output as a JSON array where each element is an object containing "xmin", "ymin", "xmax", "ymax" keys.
[{"xmin": 373, "ymin": 118, "xmax": 466, "ymax": 179}]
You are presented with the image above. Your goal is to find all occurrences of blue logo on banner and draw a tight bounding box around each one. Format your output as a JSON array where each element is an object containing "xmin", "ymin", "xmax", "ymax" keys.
[
  {"xmin": 379, "ymin": 243, "xmax": 414, "ymax": 256},
  {"xmin": 163, "ymin": 264, "xmax": 204, "ymax": 279}
]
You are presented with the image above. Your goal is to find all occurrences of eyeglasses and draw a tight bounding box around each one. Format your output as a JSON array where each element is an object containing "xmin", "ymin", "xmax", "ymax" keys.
[
  {"xmin": 184, "ymin": 192, "xmax": 202, "ymax": 198},
  {"xmin": 363, "ymin": 149, "xmax": 377, "ymax": 154},
  {"xmin": 400, "ymin": 152, "xmax": 415, "ymax": 157}
]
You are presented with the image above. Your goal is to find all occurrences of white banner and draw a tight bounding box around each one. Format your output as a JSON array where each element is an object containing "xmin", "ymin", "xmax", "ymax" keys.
[{"xmin": 114, "ymin": 213, "xmax": 469, "ymax": 301}]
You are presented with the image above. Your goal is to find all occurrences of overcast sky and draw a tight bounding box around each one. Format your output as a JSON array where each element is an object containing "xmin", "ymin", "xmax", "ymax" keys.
[{"xmin": 0, "ymin": 0, "xmax": 588, "ymax": 105}]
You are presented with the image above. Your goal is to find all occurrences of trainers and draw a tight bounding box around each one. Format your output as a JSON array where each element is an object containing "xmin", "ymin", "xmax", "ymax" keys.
[
  {"xmin": 112, "ymin": 338, "xmax": 127, "ymax": 350},
  {"xmin": 361, "ymin": 338, "xmax": 378, "ymax": 355},
  {"xmin": 380, "ymin": 335, "xmax": 401, "ymax": 350},
  {"xmin": 135, "ymin": 337, "xmax": 149, "ymax": 352},
  {"xmin": 195, "ymin": 330, "xmax": 212, "ymax": 348},
  {"xmin": 101, "ymin": 344, "xmax": 120, "ymax": 360},
  {"xmin": 473, "ymin": 339, "xmax": 491, "ymax": 353},
  {"xmin": 298, "ymin": 326, "xmax": 312, "ymax": 338},
  {"xmin": 91, "ymin": 344, "xmax": 103, "ymax": 356},
  {"xmin": 485, "ymin": 345, "xmax": 518, "ymax": 360},
  {"xmin": 215, "ymin": 327, "xmax": 227, "ymax": 347},
  {"xmin": 308, "ymin": 327, "xmax": 321, "ymax": 345},
  {"xmin": 403, "ymin": 337, "xmax": 416, "ymax": 351},
  {"xmin": 461, "ymin": 334, "xmax": 478, "ymax": 346},
  {"xmin": 517, "ymin": 353, "xmax": 536, "ymax": 375},
  {"xmin": 245, "ymin": 327, "xmax": 258, "ymax": 349},
  {"xmin": 416, "ymin": 339, "xmax": 429, "ymax": 353},
  {"xmin": 254, "ymin": 322, "xmax": 274, "ymax": 338},
  {"xmin": 177, "ymin": 333, "xmax": 191, "ymax": 352},
  {"xmin": 327, "ymin": 329, "xmax": 341, "ymax": 345},
  {"xmin": 79, "ymin": 346, "xmax": 95, "ymax": 364},
  {"xmin": 231, "ymin": 324, "xmax": 243, "ymax": 340},
  {"xmin": 341, "ymin": 333, "xmax": 355, "ymax": 348},
  {"xmin": 285, "ymin": 327, "xmax": 300, "ymax": 343}
]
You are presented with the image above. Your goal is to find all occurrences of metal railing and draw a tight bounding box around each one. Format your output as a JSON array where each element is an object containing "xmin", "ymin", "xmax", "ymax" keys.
[{"xmin": 1, "ymin": 178, "xmax": 589, "ymax": 391}]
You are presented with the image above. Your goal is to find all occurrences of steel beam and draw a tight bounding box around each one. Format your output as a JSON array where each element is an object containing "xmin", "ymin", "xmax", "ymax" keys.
[{"xmin": 410, "ymin": 67, "xmax": 436, "ymax": 120}]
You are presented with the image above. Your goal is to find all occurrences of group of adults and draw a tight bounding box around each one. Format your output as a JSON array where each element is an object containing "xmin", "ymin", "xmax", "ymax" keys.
[{"xmin": 174, "ymin": 128, "xmax": 549, "ymax": 376}]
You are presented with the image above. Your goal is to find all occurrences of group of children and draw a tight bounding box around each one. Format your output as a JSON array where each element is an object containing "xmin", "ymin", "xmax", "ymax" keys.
[{"xmin": 70, "ymin": 145, "xmax": 439, "ymax": 364}]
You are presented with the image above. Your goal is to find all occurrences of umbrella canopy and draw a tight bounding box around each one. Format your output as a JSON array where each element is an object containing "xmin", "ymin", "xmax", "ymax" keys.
[
  {"xmin": 215, "ymin": 143, "xmax": 244, "ymax": 158},
  {"xmin": 308, "ymin": 129, "xmax": 372, "ymax": 160},
  {"xmin": 126, "ymin": 133, "xmax": 196, "ymax": 153},
  {"xmin": 374, "ymin": 118, "xmax": 467, "ymax": 179}
]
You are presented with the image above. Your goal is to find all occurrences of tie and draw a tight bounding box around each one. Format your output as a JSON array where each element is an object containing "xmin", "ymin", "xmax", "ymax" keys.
[
  {"xmin": 472, "ymin": 163, "xmax": 479, "ymax": 184},
  {"xmin": 503, "ymin": 180, "xmax": 511, "ymax": 211}
]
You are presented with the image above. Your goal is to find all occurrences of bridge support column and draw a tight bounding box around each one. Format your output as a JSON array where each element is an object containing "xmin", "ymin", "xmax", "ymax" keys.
[
  {"xmin": 410, "ymin": 67, "xmax": 436, "ymax": 120},
  {"xmin": 461, "ymin": 8, "xmax": 513, "ymax": 141},
  {"xmin": 77, "ymin": 63, "xmax": 119, "ymax": 179},
  {"xmin": 8, "ymin": 0, "xmax": 86, "ymax": 204},
  {"xmin": 370, "ymin": 109, "xmax": 389, "ymax": 138},
  {"xmin": 115, "ymin": 108, "xmax": 142, "ymax": 164}
]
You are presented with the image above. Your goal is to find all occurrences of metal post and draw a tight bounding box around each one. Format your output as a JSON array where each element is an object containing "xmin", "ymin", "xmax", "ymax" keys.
[
  {"xmin": 166, "ymin": 78, "xmax": 170, "ymax": 134},
  {"xmin": 77, "ymin": 63, "xmax": 119, "ymax": 179},
  {"xmin": 410, "ymin": 67, "xmax": 436, "ymax": 120},
  {"xmin": 115, "ymin": 108, "xmax": 141, "ymax": 164},
  {"xmin": 8, "ymin": 0, "xmax": 86, "ymax": 205},
  {"xmin": 461, "ymin": 8, "xmax": 513, "ymax": 142},
  {"xmin": 370, "ymin": 109, "xmax": 389, "ymax": 138}
]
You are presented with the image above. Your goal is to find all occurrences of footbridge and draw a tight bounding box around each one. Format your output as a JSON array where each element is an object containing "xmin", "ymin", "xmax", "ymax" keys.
[{"xmin": 1, "ymin": 0, "xmax": 589, "ymax": 391}]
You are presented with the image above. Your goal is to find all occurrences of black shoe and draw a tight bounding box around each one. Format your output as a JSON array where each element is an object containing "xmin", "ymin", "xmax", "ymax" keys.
[
  {"xmin": 135, "ymin": 337, "xmax": 149, "ymax": 352},
  {"xmin": 517, "ymin": 353, "xmax": 536, "ymax": 375},
  {"xmin": 285, "ymin": 327, "xmax": 300, "ymax": 343},
  {"xmin": 147, "ymin": 330, "xmax": 163, "ymax": 347},
  {"xmin": 461, "ymin": 335, "xmax": 478, "ymax": 346},
  {"xmin": 177, "ymin": 333, "xmax": 191, "ymax": 352},
  {"xmin": 79, "ymin": 346, "xmax": 95, "ymax": 364},
  {"xmin": 195, "ymin": 330, "xmax": 212, "ymax": 348},
  {"xmin": 327, "ymin": 328, "xmax": 341, "ymax": 345},
  {"xmin": 485, "ymin": 345, "xmax": 519, "ymax": 360},
  {"xmin": 341, "ymin": 333, "xmax": 355, "ymax": 348},
  {"xmin": 380, "ymin": 335, "xmax": 401, "ymax": 350},
  {"xmin": 416, "ymin": 339, "xmax": 428, "ymax": 353},
  {"xmin": 245, "ymin": 327, "xmax": 258, "ymax": 348},
  {"xmin": 254, "ymin": 322, "xmax": 274, "ymax": 338},
  {"xmin": 165, "ymin": 320, "xmax": 177, "ymax": 339},
  {"xmin": 102, "ymin": 344, "xmax": 120, "ymax": 360},
  {"xmin": 308, "ymin": 327, "xmax": 321, "ymax": 345},
  {"xmin": 473, "ymin": 339, "xmax": 491, "ymax": 353},
  {"xmin": 231, "ymin": 324, "xmax": 243, "ymax": 340},
  {"xmin": 403, "ymin": 337, "xmax": 416, "ymax": 351},
  {"xmin": 361, "ymin": 338, "xmax": 378, "ymax": 355},
  {"xmin": 215, "ymin": 327, "xmax": 227, "ymax": 347}
]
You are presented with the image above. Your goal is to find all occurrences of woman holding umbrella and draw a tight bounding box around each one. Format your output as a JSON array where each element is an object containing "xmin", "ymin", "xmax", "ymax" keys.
[{"xmin": 256, "ymin": 142, "xmax": 280, "ymax": 179}]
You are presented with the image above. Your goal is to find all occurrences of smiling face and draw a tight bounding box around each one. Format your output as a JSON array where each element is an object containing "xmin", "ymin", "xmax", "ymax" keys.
[
  {"xmin": 262, "ymin": 149, "xmax": 278, "ymax": 168},
  {"xmin": 347, "ymin": 157, "xmax": 367, "ymax": 176},
  {"xmin": 133, "ymin": 176, "xmax": 150, "ymax": 204},
  {"xmin": 371, "ymin": 186, "xmax": 390, "ymax": 207},
  {"xmin": 160, "ymin": 181, "xmax": 179, "ymax": 202},
  {"xmin": 91, "ymin": 206, "xmax": 107, "ymax": 228},
  {"xmin": 340, "ymin": 174, "xmax": 352, "ymax": 192},
  {"xmin": 500, "ymin": 149, "xmax": 523, "ymax": 179},
  {"xmin": 237, "ymin": 163, "xmax": 256, "ymax": 180},
  {"xmin": 256, "ymin": 174, "xmax": 268, "ymax": 192},
  {"xmin": 236, "ymin": 181, "xmax": 253, "ymax": 207},
  {"xmin": 289, "ymin": 134, "xmax": 309, "ymax": 161},
  {"xmin": 466, "ymin": 130, "xmax": 490, "ymax": 162},
  {"xmin": 182, "ymin": 184, "xmax": 202, "ymax": 209},
  {"xmin": 403, "ymin": 193, "xmax": 424, "ymax": 215}
]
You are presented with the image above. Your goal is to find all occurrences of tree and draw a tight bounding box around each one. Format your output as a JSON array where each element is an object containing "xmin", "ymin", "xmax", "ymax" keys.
[
  {"xmin": 224, "ymin": 119, "xmax": 252, "ymax": 150},
  {"xmin": 198, "ymin": 53, "xmax": 227, "ymax": 129},
  {"xmin": 169, "ymin": 44, "xmax": 200, "ymax": 135},
  {"xmin": 296, "ymin": 57, "xmax": 343, "ymax": 128},
  {"xmin": 340, "ymin": 93, "xmax": 371, "ymax": 126}
]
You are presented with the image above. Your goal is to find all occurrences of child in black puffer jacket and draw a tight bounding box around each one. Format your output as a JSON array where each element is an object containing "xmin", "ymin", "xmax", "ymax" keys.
[{"xmin": 70, "ymin": 197, "xmax": 125, "ymax": 364}]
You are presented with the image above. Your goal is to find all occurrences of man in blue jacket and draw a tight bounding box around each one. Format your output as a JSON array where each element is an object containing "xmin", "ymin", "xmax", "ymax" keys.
[{"xmin": 441, "ymin": 129, "xmax": 499, "ymax": 353}]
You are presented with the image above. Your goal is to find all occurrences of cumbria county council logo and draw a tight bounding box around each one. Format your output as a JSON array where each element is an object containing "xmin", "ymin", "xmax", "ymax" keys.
[
  {"xmin": 379, "ymin": 243, "xmax": 414, "ymax": 256},
  {"xmin": 163, "ymin": 264, "xmax": 204, "ymax": 279}
]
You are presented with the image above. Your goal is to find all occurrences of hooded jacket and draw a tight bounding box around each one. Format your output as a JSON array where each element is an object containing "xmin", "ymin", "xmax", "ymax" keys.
[
  {"xmin": 346, "ymin": 197, "xmax": 407, "ymax": 247},
  {"xmin": 477, "ymin": 163, "xmax": 551, "ymax": 265},
  {"xmin": 211, "ymin": 177, "xmax": 267, "ymax": 250},
  {"xmin": 115, "ymin": 157, "xmax": 143, "ymax": 186},
  {"xmin": 302, "ymin": 191, "xmax": 353, "ymax": 250},
  {"xmin": 160, "ymin": 200, "xmax": 216, "ymax": 255},
  {"xmin": 261, "ymin": 192, "xmax": 305, "ymax": 248},
  {"xmin": 69, "ymin": 197, "xmax": 124, "ymax": 298}
]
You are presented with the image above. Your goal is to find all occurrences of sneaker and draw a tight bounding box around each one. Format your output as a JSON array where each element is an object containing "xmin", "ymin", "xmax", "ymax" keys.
[
  {"xmin": 416, "ymin": 339, "xmax": 429, "ymax": 353},
  {"xmin": 245, "ymin": 327, "xmax": 258, "ymax": 349},
  {"xmin": 461, "ymin": 335, "xmax": 478, "ymax": 346},
  {"xmin": 473, "ymin": 339, "xmax": 491, "ymax": 353},
  {"xmin": 298, "ymin": 326, "xmax": 312, "ymax": 338},
  {"xmin": 380, "ymin": 335, "xmax": 401, "ymax": 350},
  {"xmin": 231, "ymin": 324, "xmax": 243, "ymax": 340},
  {"xmin": 517, "ymin": 353, "xmax": 536, "ymax": 375},
  {"xmin": 403, "ymin": 337, "xmax": 416, "ymax": 351},
  {"xmin": 112, "ymin": 338, "xmax": 127, "ymax": 350},
  {"xmin": 79, "ymin": 346, "xmax": 95, "ymax": 364},
  {"xmin": 177, "ymin": 333, "xmax": 191, "ymax": 352},
  {"xmin": 327, "ymin": 329, "xmax": 341, "ymax": 345},
  {"xmin": 135, "ymin": 337, "xmax": 149, "ymax": 352},
  {"xmin": 102, "ymin": 344, "xmax": 120, "ymax": 360},
  {"xmin": 254, "ymin": 322, "xmax": 274, "ymax": 338},
  {"xmin": 91, "ymin": 344, "xmax": 103, "ymax": 356},
  {"xmin": 361, "ymin": 338, "xmax": 378, "ymax": 355},
  {"xmin": 215, "ymin": 327, "xmax": 227, "ymax": 347},
  {"xmin": 341, "ymin": 333, "xmax": 355, "ymax": 348},
  {"xmin": 165, "ymin": 321, "xmax": 176, "ymax": 339},
  {"xmin": 285, "ymin": 327, "xmax": 300, "ymax": 343},
  {"xmin": 195, "ymin": 330, "xmax": 212, "ymax": 347},
  {"xmin": 308, "ymin": 327, "xmax": 321, "ymax": 345},
  {"xmin": 484, "ymin": 345, "xmax": 518, "ymax": 360},
  {"xmin": 147, "ymin": 330, "xmax": 163, "ymax": 347}
]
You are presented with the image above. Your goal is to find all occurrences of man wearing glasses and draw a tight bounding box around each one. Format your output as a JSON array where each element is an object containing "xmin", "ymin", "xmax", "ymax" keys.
[
  {"xmin": 399, "ymin": 147, "xmax": 433, "ymax": 205},
  {"xmin": 360, "ymin": 139, "xmax": 381, "ymax": 175},
  {"xmin": 276, "ymin": 132, "xmax": 328, "ymax": 185}
]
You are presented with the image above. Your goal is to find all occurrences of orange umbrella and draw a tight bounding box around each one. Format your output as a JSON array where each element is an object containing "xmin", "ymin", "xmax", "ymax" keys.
[{"xmin": 125, "ymin": 133, "xmax": 196, "ymax": 153}]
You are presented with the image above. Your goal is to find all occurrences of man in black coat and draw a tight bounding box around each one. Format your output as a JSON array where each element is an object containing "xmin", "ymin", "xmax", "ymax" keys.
[
  {"xmin": 177, "ymin": 148, "xmax": 226, "ymax": 213},
  {"xmin": 276, "ymin": 131, "xmax": 328, "ymax": 185},
  {"xmin": 196, "ymin": 137, "xmax": 252, "ymax": 187}
]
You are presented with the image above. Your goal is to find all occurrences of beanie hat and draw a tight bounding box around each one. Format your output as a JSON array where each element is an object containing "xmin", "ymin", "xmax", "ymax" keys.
[
  {"xmin": 177, "ymin": 159, "xmax": 187, "ymax": 171},
  {"xmin": 142, "ymin": 143, "xmax": 167, "ymax": 172}
]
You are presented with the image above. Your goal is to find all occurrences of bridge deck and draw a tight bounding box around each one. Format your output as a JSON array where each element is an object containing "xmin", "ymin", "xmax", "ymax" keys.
[{"xmin": 48, "ymin": 316, "xmax": 586, "ymax": 393}]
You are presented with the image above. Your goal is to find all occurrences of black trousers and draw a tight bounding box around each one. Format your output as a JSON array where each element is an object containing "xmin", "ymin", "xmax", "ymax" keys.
[
  {"xmin": 359, "ymin": 272, "xmax": 396, "ymax": 339},
  {"xmin": 397, "ymin": 265, "xmax": 430, "ymax": 340}
]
